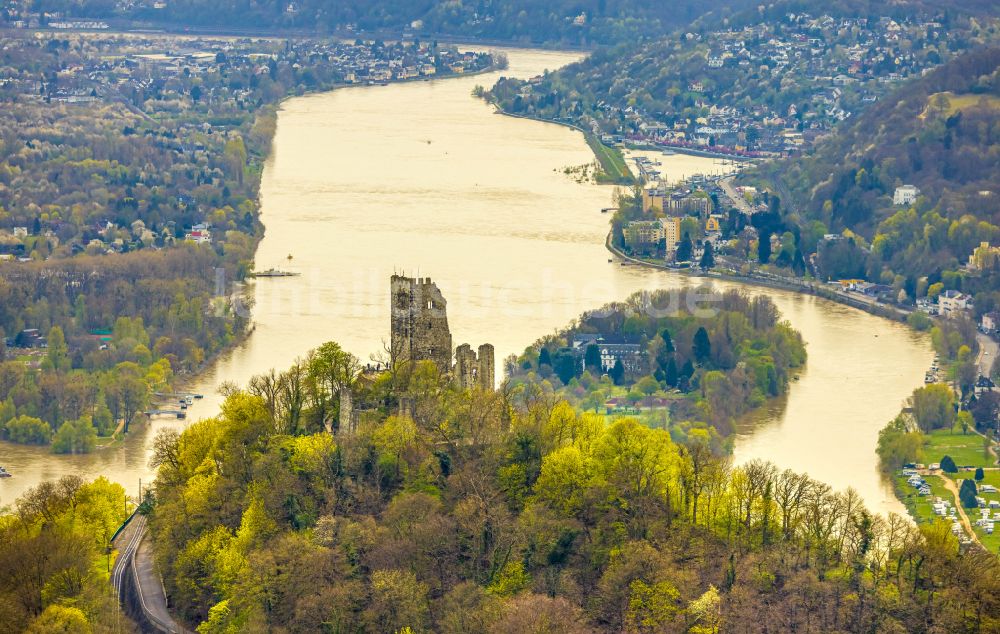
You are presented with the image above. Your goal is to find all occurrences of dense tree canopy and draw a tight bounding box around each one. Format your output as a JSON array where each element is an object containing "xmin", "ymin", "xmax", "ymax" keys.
[
  {"xmin": 0, "ymin": 476, "xmax": 131, "ymax": 631},
  {"xmin": 140, "ymin": 341, "xmax": 1000, "ymax": 633},
  {"xmin": 512, "ymin": 288, "xmax": 806, "ymax": 438}
]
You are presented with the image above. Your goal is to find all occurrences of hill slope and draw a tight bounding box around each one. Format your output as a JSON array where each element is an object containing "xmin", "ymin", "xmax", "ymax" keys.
[
  {"xmin": 485, "ymin": 2, "xmax": 1000, "ymax": 157},
  {"xmin": 18, "ymin": 0, "xmax": 757, "ymax": 45},
  {"xmin": 776, "ymin": 46, "xmax": 1000, "ymax": 232},
  {"xmin": 761, "ymin": 46, "xmax": 1000, "ymax": 292}
]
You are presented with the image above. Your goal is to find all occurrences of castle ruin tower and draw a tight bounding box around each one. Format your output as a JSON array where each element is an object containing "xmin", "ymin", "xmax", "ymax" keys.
[
  {"xmin": 454, "ymin": 342, "xmax": 495, "ymax": 390},
  {"xmin": 477, "ymin": 344, "xmax": 495, "ymax": 390},
  {"xmin": 455, "ymin": 344, "xmax": 476, "ymax": 388},
  {"xmin": 390, "ymin": 275, "xmax": 453, "ymax": 374}
]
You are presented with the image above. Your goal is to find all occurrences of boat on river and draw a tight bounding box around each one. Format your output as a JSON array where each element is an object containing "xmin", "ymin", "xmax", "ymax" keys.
[
  {"xmin": 253, "ymin": 268, "xmax": 301, "ymax": 278},
  {"xmin": 0, "ymin": 466, "xmax": 12, "ymax": 478}
]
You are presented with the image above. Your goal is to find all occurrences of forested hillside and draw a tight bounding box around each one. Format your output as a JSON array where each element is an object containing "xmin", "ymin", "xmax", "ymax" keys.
[
  {"xmin": 143, "ymin": 339, "xmax": 1000, "ymax": 633},
  {"xmin": 0, "ymin": 476, "xmax": 132, "ymax": 631},
  {"xmin": 775, "ymin": 46, "xmax": 1000, "ymax": 232},
  {"xmin": 17, "ymin": 0, "xmax": 756, "ymax": 44},
  {"xmin": 757, "ymin": 47, "xmax": 1000, "ymax": 304}
]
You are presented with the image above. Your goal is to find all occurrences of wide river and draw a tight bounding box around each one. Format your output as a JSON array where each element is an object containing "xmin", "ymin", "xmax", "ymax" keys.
[{"xmin": 1, "ymin": 48, "xmax": 930, "ymax": 515}]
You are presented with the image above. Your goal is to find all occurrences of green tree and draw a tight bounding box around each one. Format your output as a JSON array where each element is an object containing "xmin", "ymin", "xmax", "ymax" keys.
[
  {"xmin": 699, "ymin": 241, "xmax": 715, "ymax": 269},
  {"xmin": 487, "ymin": 561, "xmax": 530, "ymax": 597},
  {"xmin": 365, "ymin": 569, "xmax": 430, "ymax": 633},
  {"xmin": 957, "ymin": 410, "xmax": 973, "ymax": 435},
  {"xmin": 373, "ymin": 415, "xmax": 417, "ymax": 479},
  {"xmin": 46, "ymin": 325, "xmax": 69, "ymax": 372},
  {"xmin": 940, "ymin": 455, "xmax": 957, "ymax": 473},
  {"xmin": 693, "ymin": 327, "xmax": 711, "ymax": 363},
  {"xmin": 538, "ymin": 347, "xmax": 552, "ymax": 368},
  {"xmin": 26, "ymin": 605, "xmax": 91, "ymax": 632},
  {"xmin": 958, "ymin": 478, "xmax": 978, "ymax": 508},
  {"xmin": 106, "ymin": 374, "xmax": 148, "ymax": 434},
  {"xmin": 876, "ymin": 415, "xmax": 923, "ymax": 470},
  {"xmin": 52, "ymin": 416, "xmax": 98, "ymax": 454},
  {"xmin": 909, "ymin": 384, "xmax": 956, "ymax": 432},
  {"xmin": 664, "ymin": 357, "xmax": 679, "ymax": 388},
  {"xmin": 636, "ymin": 375, "xmax": 660, "ymax": 409},
  {"xmin": 584, "ymin": 344, "xmax": 602, "ymax": 373},
  {"xmin": 626, "ymin": 579, "xmax": 680, "ymax": 631},
  {"xmin": 677, "ymin": 234, "xmax": 693, "ymax": 262},
  {"xmin": 5, "ymin": 415, "xmax": 52, "ymax": 444},
  {"xmin": 610, "ymin": 358, "xmax": 625, "ymax": 385},
  {"xmin": 660, "ymin": 329, "xmax": 675, "ymax": 354},
  {"xmin": 758, "ymin": 232, "xmax": 772, "ymax": 263},
  {"xmin": 552, "ymin": 348, "xmax": 579, "ymax": 385},
  {"xmin": 957, "ymin": 358, "xmax": 978, "ymax": 398},
  {"xmin": 907, "ymin": 311, "xmax": 932, "ymax": 331}
]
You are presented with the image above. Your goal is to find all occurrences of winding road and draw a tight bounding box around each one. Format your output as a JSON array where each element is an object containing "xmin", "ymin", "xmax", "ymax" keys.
[{"xmin": 111, "ymin": 514, "xmax": 190, "ymax": 634}]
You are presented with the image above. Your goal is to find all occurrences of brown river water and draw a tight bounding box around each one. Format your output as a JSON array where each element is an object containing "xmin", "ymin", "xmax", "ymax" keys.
[{"xmin": 0, "ymin": 48, "xmax": 931, "ymax": 515}]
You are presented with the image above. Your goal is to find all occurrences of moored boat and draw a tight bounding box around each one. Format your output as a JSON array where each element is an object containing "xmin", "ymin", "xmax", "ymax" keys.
[{"xmin": 253, "ymin": 268, "xmax": 301, "ymax": 278}]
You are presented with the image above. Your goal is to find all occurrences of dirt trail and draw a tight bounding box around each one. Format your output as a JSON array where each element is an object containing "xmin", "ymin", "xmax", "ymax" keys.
[{"xmin": 932, "ymin": 473, "xmax": 983, "ymax": 548}]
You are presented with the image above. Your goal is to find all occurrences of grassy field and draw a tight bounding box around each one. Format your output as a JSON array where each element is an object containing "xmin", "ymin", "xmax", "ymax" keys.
[
  {"xmin": 923, "ymin": 430, "xmax": 992, "ymax": 467},
  {"xmin": 925, "ymin": 91, "xmax": 1000, "ymax": 117},
  {"xmin": 585, "ymin": 134, "xmax": 633, "ymax": 184},
  {"xmin": 895, "ymin": 472, "xmax": 953, "ymax": 521},
  {"xmin": 895, "ymin": 427, "xmax": 1000, "ymax": 555},
  {"xmin": 945, "ymin": 470, "xmax": 1000, "ymax": 555}
]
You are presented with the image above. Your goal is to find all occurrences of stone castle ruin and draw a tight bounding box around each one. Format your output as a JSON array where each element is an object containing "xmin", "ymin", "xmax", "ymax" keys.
[
  {"xmin": 390, "ymin": 275, "xmax": 453, "ymax": 375},
  {"xmin": 390, "ymin": 274, "xmax": 494, "ymax": 390},
  {"xmin": 455, "ymin": 343, "xmax": 495, "ymax": 392}
]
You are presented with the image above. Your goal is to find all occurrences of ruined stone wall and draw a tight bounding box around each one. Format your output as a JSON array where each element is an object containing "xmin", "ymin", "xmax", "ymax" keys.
[
  {"xmin": 390, "ymin": 275, "xmax": 453, "ymax": 374},
  {"xmin": 390, "ymin": 274, "xmax": 494, "ymax": 392},
  {"xmin": 455, "ymin": 343, "xmax": 476, "ymax": 388},
  {"xmin": 454, "ymin": 342, "xmax": 495, "ymax": 390},
  {"xmin": 477, "ymin": 343, "xmax": 495, "ymax": 390},
  {"xmin": 338, "ymin": 386, "xmax": 358, "ymax": 435}
]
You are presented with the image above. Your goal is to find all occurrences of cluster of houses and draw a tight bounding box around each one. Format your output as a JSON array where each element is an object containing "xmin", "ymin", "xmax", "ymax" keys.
[
  {"xmin": 0, "ymin": 219, "xmax": 214, "ymax": 262},
  {"xmin": 4, "ymin": 328, "xmax": 46, "ymax": 349},
  {"xmin": 551, "ymin": 12, "xmax": 992, "ymax": 158},
  {"xmin": 623, "ymin": 213, "xmax": 723, "ymax": 262},
  {"xmin": 902, "ymin": 469, "xmax": 973, "ymax": 541},
  {"xmin": 0, "ymin": 34, "xmax": 489, "ymax": 106},
  {"xmin": 829, "ymin": 227, "xmax": 1000, "ymax": 330},
  {"xmin": 974, "ymin": 492, "xmax": 1000, "ymax": 536},
  {"xmin": 622, "ymin": 169, "xmax": 735, "ymax": 262},
  {"xmin": 972, "ymin": 482, "xmax": 999, "ymax": 536},
  {"xmin": 340, "ymin": 46, "xmax": 487, "ymax": 84},
  {"xmin": 0, "ymin": 34, "xmax": 493, "ymax": 263}
]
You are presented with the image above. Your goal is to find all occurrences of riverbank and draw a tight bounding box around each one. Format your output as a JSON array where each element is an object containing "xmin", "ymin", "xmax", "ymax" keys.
[
  {"xmin": 625, "ymin": 140, "xmax": 762, "ymax": 162},
  {"xmin": 605, "ymin": 232, "xmax": 913, "ymax": 324},
  {"xmin": 482, "ymin": 102, "xmax": 634, "ymax": 184},
  {"xmin": 492, "ymin": 107, "xmax": 916, "ymax": 328}
]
